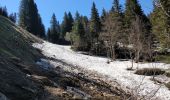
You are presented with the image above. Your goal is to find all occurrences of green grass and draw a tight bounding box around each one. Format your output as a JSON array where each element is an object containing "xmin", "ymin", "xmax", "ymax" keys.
[{"xmin": 155, "ymin": 55, "xmax": 170, "ymax": 64}]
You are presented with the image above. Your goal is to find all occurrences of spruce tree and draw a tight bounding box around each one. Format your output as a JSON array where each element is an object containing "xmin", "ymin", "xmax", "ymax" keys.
[
  {"xmin": 89, "ymin": 2, "xmax": 102, "ymax": 54},
  {"xmin": 68, "ymin": 12, "xmax": 74, "ymax": 32},
  {"xmin": 19, "ymin": 0, "xmax": 45, "ymax": 38},
  {"xmin": 48, "ymin": 14, "xmax": 60, "ymax": 43},
  {"xmin": 101, "ymin": 8, "xmax": 107, "ymax": 22},
  {"xmin": 0, "ymin": 6, "xmax": 8, "ymax": 17},
  {"xmin": 150, "ymin": 2, "xmax": 170, "ymax": 48},
  {"xmin": 61, "ymin": 12, "xmax": 69, "ymax": 38},
  {"xmin": 71, "ymin": 14, "xmax": 85, "ymax": 50},
  {"xmin": 124, "ymin": 0, "xmax": 144, "ymax": 28},
  {"xmin": 125, "ymin": 0, "xmax": 152, "ymax": 61},
  {"xmin": 18, "ymin": 0, "xmax": 29, "ymax": 30},
  {"xmin": 37, "ymin": 14, "xmax": 46, "ymax": 38},
  {"xmin": 47, "ymin": 28, "xmax": 51, "ymax": 40},
  {"xmin": 9, "ymin": 13, "xmax": 17, "ymax": 23},
  {"xmin": 90, "ymin": 2, "xmax": 101, "ymax": 39},
  {"xmin": 100, "ymin": 0, "xmax": 124, "ymax": 59}
]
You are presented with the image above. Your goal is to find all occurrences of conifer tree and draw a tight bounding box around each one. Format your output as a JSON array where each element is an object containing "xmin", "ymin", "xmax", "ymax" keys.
[
  {"xmin": 0, "ymin": 6, "xmax": 8, "ymax": 17},
  {"xmin": 9, "ymin": 13, "xmax": 17, "ymax": 23},
  {"xmin": 101, "ymin": 8, "xmax": 107, "ymax": 22},
  {"xmin": 150, "ymin": 2, "xmax": 170, "ymax": 48},
  {"xmin": 90, "ymin": 2, "xmax": 101, "ymax": 39},
  {"xmin": 47, "ymin": 28, "xmax": 51, "ymax": 40},
  {"xmin": 89, "ymin": 2, "xmax": 101, "ymax": 53},
  {"xmin": 48, "ymin": 14, "xmax": 60, "ymax": 43},
  {"xmin": 18, "ymin": 0, "xmax": 29, "ymax": 30},
  {"xmin": 100, "ymin": 0, "xmax": 124, "ymax": 59},
  {"xmin": 18, "ymin": 0, "xmax": 45, "ymax": 38},
  {"xmin": 124, "ymin": 0, "xmax": 144, "ymax": 28},
  {"xmin": 37, "ymin": 14, "xmax": 46, "ymax": 38},
  {"xmin": 71, "ymin": 13, "xmax": 85, "ymax": 50},
  {"xmin": 125, "ymin": 0, "xmax": 152, "ymax": 61},
  {"xmin": 68, "ymin": 12, "xmax": 74, "ymax": 32},
  {"xmin": 61, "ymin": 12, "xmax": 69, "ymax": 38}
]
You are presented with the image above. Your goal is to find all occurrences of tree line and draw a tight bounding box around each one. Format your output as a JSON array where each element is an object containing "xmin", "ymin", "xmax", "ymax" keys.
[
  {"xmin": 64, "ymin": 0, "xmax": 170, "ymax": 62},
  {"xmin": 0, "ymin": 6, "xmax": 17, "ymax": 23},
  {"xmin": 1, "ymin": 0, "xmax": 169, "ymax": 62}
]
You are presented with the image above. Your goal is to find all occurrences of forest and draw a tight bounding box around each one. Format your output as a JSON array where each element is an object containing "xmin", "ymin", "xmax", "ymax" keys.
[{"xmin": 1, "ymin": 0, "xmax": 170, "ymax": 63}]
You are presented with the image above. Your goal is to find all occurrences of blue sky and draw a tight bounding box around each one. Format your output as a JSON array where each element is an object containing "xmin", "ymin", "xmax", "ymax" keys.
[{"xmin": 0, "ymin": 0, "xmax": 153, "ymax": 29}]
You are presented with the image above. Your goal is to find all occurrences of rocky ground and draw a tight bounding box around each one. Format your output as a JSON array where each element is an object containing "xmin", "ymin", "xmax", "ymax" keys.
[
  {"xmin": 35, "ymin": 56, "xmax": 132, "ymax": 100},
  {"xmin": 0, "ymin": 56, "xmax": 132, "ymax": 100}
]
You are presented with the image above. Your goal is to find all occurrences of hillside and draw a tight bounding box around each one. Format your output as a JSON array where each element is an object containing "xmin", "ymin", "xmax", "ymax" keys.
[
  {"xmin": 1, "ymin": 15, "xmax": 170, "ymax": 100},
  {"xmin": 0, "ymin": 16, "xmax": 44, "ymax": 99},
  {"xmin": 0, "ymin": 16, "xmax": 131, "ymax": 100}
]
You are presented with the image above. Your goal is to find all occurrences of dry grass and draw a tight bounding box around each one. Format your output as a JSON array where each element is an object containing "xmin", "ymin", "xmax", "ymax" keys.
[
  {"xmin": 135, "ymin": 68, "xmax": 165, "ymax": 76},
  {"xmin": 0, "ymin": 16, "xmax": 42, "ymax": 62}
]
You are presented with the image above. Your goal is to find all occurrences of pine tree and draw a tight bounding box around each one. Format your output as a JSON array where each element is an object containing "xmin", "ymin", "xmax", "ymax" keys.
[
  {"xmin": 61, "ymin": 12, "xmax": 73, "ymax": 38},
  {"xmin": 75, "ymin": 11, "xmax": 80, "ymax": 21},
  {"xmin": 48, "ymin": 14, "xmax": 60, "ymax": 43},
  {"xmin": 68, "ymin": 12, "xmax": 74, "ymax": 32},
  {"xmin": 61, "ymin": 12, "xmax": 69, "ymax": 38},
  {"xmin": 100, "ymin": 0, "xmax": 124, "ymax": 59},
  {"xmin": 9, "ymin": 13, "xmax": 17, "ymax": 23},
  {"xmin": 0, "ymin": 6, "xmax": 8, "ymax": 17},
  {"xmin": 112, "ymin": 0, "xmax": 125, "ymax": 42},
  {"xmin": 89, "ymin": 2, "xmax": 101, "ymax": 54},
  {"xmin": 150, "ymin": 2, "xmax": 170, "ymax": 48},
  {"xmin": 125, "ymin": 0, "xmax": 152, "ymax": 61},
  {"xmin": 18, "ymin": 0, "xmax": 29, "ymax": 30},
  {"xmin": 37, "ymin": 14, "xmax": 46, "ymax": 38},
  {"xmin": 71, "ymin": 13, "xmax": 86, "ymax": 50},
  {"xmin": 90, "ymin": 2, "xmax": 101, "ymax": 39},
  {"xmin": 18, "ymin": 0, "xmax": 45, "ymax": 38},
  {"xmin": 47, "ymin": 28, "xmax": 51, "ymax": 40},
  {"xmin": 101, "ymin": 8, "xmax": 107, "ymax": 22},
  {"xmin": 124, "ymin": 0, "xmax": 144, "ymax": 28}
]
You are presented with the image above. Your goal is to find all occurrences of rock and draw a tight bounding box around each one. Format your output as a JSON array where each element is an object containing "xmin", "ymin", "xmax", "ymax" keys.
[{"xmin": 67, "ymin": 86, "xmax": 91, "ymax": 99}]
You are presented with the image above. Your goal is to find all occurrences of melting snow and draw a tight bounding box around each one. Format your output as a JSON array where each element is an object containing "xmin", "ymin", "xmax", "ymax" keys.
[{"xmin": 33, "ymin": 41, "xmax": 170, "ymax": 100}]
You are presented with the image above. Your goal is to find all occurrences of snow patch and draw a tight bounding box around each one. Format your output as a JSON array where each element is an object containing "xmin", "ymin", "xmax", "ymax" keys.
[{"xmin": 33, "ymin": 41, "xmax": 170, "ymax": 100}]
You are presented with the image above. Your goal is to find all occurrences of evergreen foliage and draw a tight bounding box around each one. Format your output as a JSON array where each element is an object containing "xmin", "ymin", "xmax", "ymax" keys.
[
  {"xmin": 48, "ymin": 14, "xmax": 60, "ymax": 43},
  {"xmin": 61, "ymin": 12, "xmax": 74, "ymax": 38},
  {"xmin": 18, "ymin": 0, "xmax": 45, "ymax": 38},
  {"xmin": 89, "ymin": 2, "xmax": 102, "ymax": 54},
  {"xmin": 150, "ymin": 0, "xmax": 170, "ymax": 48}
]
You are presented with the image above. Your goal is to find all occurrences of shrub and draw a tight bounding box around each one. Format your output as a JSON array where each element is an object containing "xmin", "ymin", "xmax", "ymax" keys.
[
  {"xmin": 135, "ymin": 68, "xmax": 165, "ymax": 76},
  {"xmin": 165, "ymin": 71, "xmax": 170, "ymax": 77},
  {"xmin": 165, "ymin": 82, "xmax": 170, "ymax": 90}
]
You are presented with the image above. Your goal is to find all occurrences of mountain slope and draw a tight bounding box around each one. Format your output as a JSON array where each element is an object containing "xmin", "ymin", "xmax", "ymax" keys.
[
  {"xmin": 0, "ymin": 16, "xmax": 42, "ymax": 62},
  {"xmin": 0, "ymin": 16, "xmax": 44, "ymax": 100},
  {"xmin": 0, "ymin": 16, "xmax": 129, "ymax": 100}
]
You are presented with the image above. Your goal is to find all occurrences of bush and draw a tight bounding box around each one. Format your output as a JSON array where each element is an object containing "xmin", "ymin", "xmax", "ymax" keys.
[
  {"xmin": 155, "ymin": 55, "xmax": 170, "ymax": 64},
  {"xmin": 165, "ymin": 82, "xmax": 170, "ymax": 90},
  {"xmin": 135, "ymin": 68, "xmax": 165, "ymax": 76},
  {"xmin": 165, "ymin": 71, "xmax": 170, "ymax": 77}
]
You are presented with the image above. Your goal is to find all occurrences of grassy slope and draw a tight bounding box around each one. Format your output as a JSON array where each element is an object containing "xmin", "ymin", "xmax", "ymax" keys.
[
  {"xmin": 0, "ymin": 16, "xmax": 42, "ymax": 62},
  {"xmin": 0, "ymin": 16, "xmax": 44, "ymax": 100}
]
